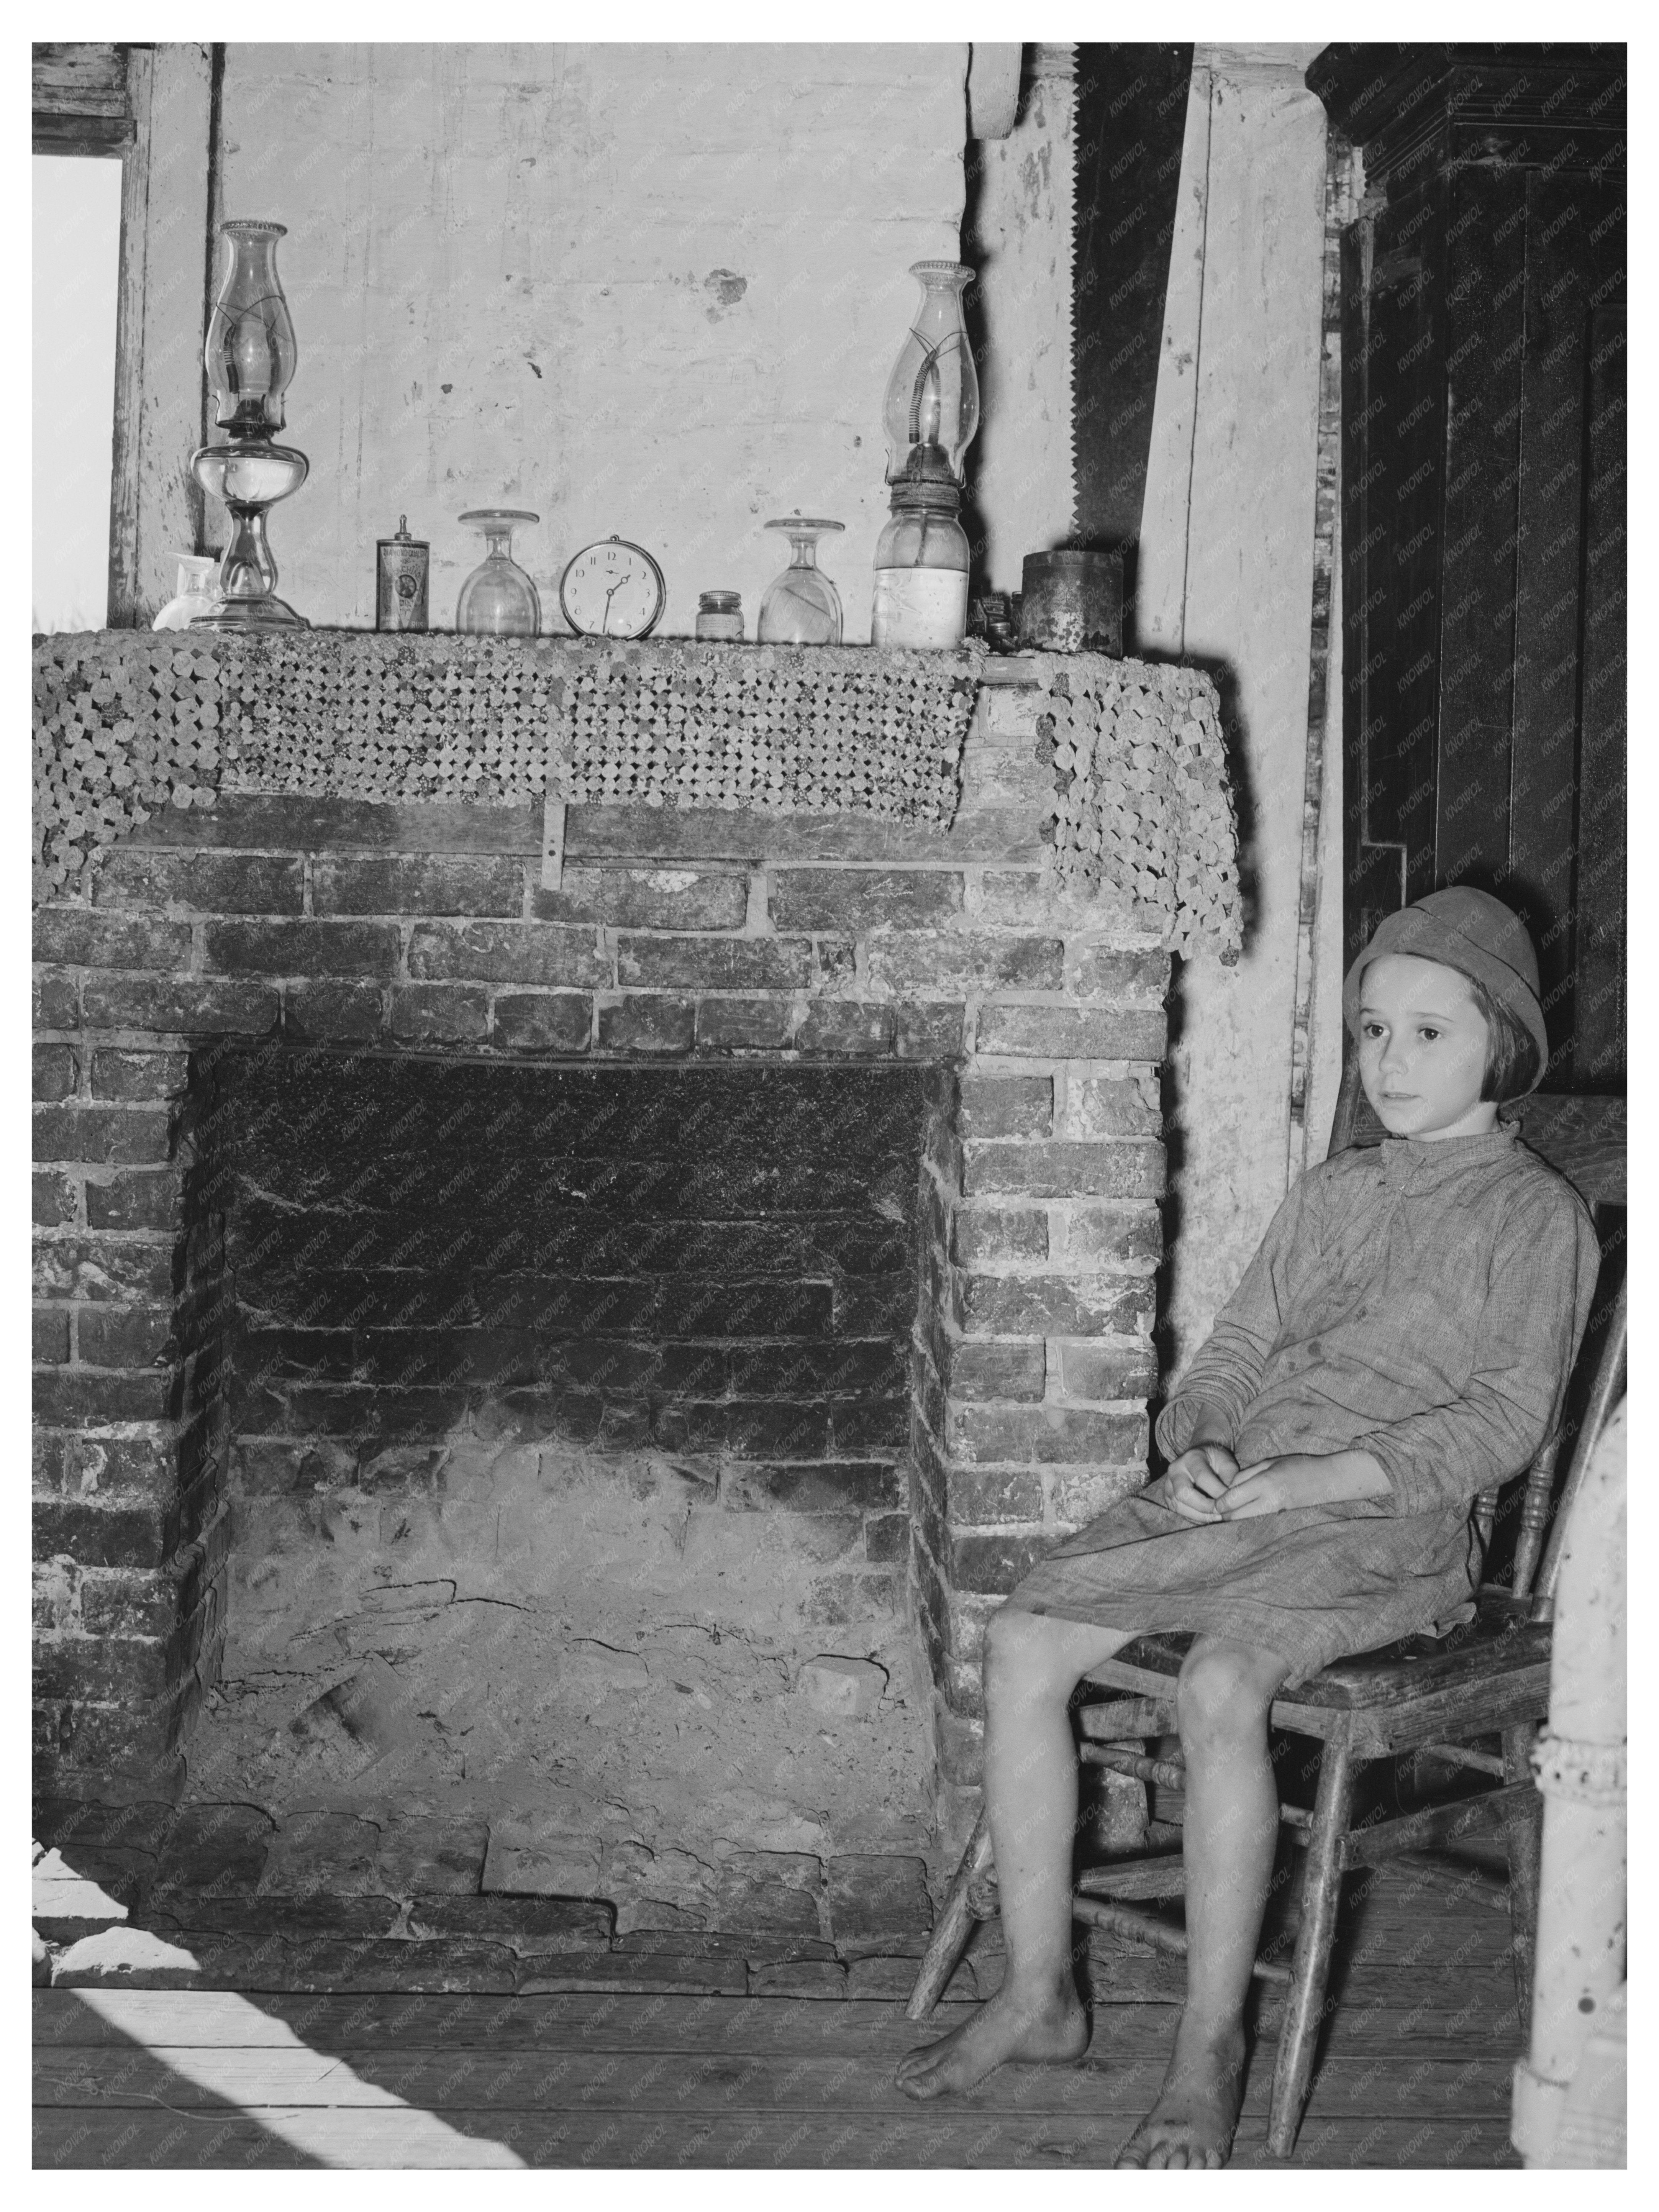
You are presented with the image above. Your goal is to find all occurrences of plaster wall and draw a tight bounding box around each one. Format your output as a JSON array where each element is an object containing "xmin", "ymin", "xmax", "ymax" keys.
[
  {"xmin": 964, "ymin": 54, "xmax": 1075, "ymax": 593},
  {"xmin": 214, "ymin": 43, "xmax": 968, "ymax": 639},
  {"xmin": 1136, "ymin": 52, "xmax": 1331, "ymax": 1377}
]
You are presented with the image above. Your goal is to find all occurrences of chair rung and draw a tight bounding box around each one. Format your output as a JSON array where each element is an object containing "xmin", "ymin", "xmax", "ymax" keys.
[
  {"xmin": 1072, "ymin": 1893, "xmax": 1290, "ymax": 1984},
  {"xmin": 1075, "ymin": 1695, "xmax": 1176, "ymax": 1737},
  {"xmin": 1418, "ymin": 1741, "xmax": 1507, "ymax": 1777},
  {"xmin": 1339, "ymin": 1780, "xmax": 1534, "ymax": 1871},
  {"xmin": 1076, "ymin": 1856, "xmax": 1186, "ymax": 1901},
  {"xmin": 1079, "ymin": 1744, "xmax": 1185, "ymax": 1790},
  {"xmin": 1081, "ymin": 1742, "xmax": 1310, "ymax": 1837}
]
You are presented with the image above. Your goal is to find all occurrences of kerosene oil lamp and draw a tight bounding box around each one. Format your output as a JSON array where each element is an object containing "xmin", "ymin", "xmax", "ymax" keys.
[
  {"xmin": 870, "ymin": 261, "xmax": 980, "ymax": 650},
  {"xmin": 189, "ymin": 220, "xmax": 310, "ymax": 630}
]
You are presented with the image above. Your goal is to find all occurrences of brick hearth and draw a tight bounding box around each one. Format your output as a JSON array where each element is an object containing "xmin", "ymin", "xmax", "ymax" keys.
[{"xmin": 33, "ymin": 667, "xmax": 1170, "ymax": 1829}]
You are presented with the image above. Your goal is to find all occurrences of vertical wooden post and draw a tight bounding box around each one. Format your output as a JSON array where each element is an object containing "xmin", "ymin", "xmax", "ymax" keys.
[{"xmin": 108, "ymin": 43, "xmax": 214, "ymax": 627}]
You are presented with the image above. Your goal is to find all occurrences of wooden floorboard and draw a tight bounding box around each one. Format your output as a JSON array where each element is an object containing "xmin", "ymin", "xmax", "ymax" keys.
[
  {"xmin": 33, "ymin": 1991, "xmax": 1520, "ymax": 2169},
  {"xmin": 32, "ymin": 2040, "xmax": 1515, "ymax": 2117},
  {"xmin": 33, "ymin": 2104, "xmax": 1518, "ymax": 2172},
  {"xmin": 34, "ymin": 1861, "xmax": 1526, "ymax": 2168},
  {"xmin": 33, "ymin": 1985, "xmax": 1518, "ymax": 2062}
]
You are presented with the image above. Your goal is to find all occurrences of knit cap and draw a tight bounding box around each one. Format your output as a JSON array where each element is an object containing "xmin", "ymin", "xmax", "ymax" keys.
[{"xmin": 1342, "ymin": 886, "xmax": 1549, "ymax": 1094}]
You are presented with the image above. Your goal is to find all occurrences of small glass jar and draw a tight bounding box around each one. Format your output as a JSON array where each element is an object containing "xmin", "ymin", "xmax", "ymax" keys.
[
  {"xmin": 696, "ymin": 589, "xmax": 743, "ymax": 642},
  {"xmin": 870, "ymin": 497, "xmax": 970, "ymax": 649}
]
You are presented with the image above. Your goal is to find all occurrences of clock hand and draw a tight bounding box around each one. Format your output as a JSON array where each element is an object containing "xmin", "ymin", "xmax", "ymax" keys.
[{"xmin": 601, "ymin": 580, "xmax": 621, "ymax": 635}]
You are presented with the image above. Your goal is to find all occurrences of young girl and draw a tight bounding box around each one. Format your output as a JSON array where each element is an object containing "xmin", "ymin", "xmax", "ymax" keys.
[{"xmin": 895, "ymin": 887, "xmax": 1602, "ymax": 2166}]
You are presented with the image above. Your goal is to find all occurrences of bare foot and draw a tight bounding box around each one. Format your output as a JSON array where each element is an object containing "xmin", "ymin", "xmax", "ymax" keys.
[
  {"xmin": 894, "ymin": 1982, "xmax": 1089, "ymax": 2102},
  {"xmin": 1113, "ymin": 2014, "xmax": 1247, "ymax": 2169}
]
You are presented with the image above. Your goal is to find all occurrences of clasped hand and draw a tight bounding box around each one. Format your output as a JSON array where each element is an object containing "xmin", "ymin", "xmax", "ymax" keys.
[{"xmin": 1152, "ymin": 1443, "xmax": 1376, "ymax": 1522}]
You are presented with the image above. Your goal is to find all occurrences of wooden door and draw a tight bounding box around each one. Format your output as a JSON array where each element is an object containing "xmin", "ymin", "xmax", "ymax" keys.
[{"xmin": 1310, "ymin": 45, "xmax": 1626, "ymax": 1090}]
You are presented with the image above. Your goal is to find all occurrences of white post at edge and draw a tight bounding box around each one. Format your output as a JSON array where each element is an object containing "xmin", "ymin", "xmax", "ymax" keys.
[{"xmin": 1511, "ymin": 1397, "xmax": 1627, "ymax": 2168}]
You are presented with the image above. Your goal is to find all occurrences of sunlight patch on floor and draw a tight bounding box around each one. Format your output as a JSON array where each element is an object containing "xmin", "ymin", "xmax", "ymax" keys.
[{"xmin": 62, "ymin": 1989, "xmax": 526, "ymax": 2169}]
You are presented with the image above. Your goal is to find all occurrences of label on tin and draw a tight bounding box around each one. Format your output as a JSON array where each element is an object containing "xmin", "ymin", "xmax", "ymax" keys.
[
  {"xmin": 870, "ymin": 567, "xmax": 967, "ymax": 649},
  {"xmin": 377, "ymin": 540, "xmax": 430, "ymax": 632}
]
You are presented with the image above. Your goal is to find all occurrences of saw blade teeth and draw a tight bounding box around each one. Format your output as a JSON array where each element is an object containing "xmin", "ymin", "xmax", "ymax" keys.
[{"xmin": 1069, "ymin": 44, "xmax": 1195, "ymax": 553}]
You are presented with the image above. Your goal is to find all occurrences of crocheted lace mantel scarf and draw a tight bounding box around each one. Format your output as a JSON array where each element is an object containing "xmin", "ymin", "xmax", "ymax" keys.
[{"xmin": 32, "ymin": 632, "xmax": 1241, "ymax": 959}]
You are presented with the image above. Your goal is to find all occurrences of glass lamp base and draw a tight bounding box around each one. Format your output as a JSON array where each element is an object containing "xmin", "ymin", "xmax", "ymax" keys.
[{"xmin": 188, "ymin": 595, "xmax": 310, "ymax": 631}]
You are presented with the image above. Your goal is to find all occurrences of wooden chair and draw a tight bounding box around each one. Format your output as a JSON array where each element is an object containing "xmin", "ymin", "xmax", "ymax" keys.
[{"xmin": 907, "ymin": 1059, "xmax": 1626, "ymax": 2158}]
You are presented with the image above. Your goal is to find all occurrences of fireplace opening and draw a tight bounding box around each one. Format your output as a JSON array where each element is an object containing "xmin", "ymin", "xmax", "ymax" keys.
[{"xmin": 177, "ymin": 1044, "xmax": 947, "ymax": 1915}]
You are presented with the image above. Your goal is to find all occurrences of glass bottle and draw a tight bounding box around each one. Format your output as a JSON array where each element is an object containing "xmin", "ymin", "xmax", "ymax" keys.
[
  {"xmin": 696, "ymin": 590, "xmax": 743, "ymax": 642},
  {"xmin": 456, "ymin": 509, "xmax": 541, "ymax": 636},
  {"xmin": 757, "ymin": 518, "xmax": 844, "ymax": 646},
  {"xmin": 153, "ymin": 554, "xmax": 221, "ymax": 631}
]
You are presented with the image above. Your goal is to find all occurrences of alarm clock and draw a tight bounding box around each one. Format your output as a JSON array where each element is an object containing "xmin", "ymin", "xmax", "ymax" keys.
[{"xmin": 558, "ymin": 536, "xmax": 667, "ymax": 639}]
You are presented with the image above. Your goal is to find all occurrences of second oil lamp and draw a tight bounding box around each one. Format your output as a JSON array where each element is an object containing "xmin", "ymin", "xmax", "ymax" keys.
[
  {"xmin": 189, "ymin": 220, "xmax": 310, "ymax": 630},
  {"xmin": 870, "ymin": 261, "xmax": 979, "ymax": 651}
]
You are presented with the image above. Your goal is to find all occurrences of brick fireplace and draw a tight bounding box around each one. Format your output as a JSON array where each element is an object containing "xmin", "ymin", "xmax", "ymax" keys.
[{"xmin": 33, "ymin": 660, "xmax": 1172, "ymax": 1927}]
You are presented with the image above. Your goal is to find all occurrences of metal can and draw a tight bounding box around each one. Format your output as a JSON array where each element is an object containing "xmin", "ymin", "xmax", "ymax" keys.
[
  {"xmin": 376, "ymin": 516, "xmax": 430, "ymax": 632},
  {"xmin": 1018, "ymin": 549, "xmax": 1123, "ymax": 655}
]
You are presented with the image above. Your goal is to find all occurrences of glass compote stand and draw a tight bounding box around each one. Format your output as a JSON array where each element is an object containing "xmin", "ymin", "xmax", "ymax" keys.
[
  {"xmin": 456, "ymin": 509, "xmax": 541, "ymax": 636},
  {"xmin": 757, "ymin": 517, "xmax": 844, "ymax": 646}
]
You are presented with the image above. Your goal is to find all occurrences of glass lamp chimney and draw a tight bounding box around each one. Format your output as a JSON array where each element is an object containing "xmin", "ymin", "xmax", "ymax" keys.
[
  {"xmin": 881, "ymin": 261, "xmax": 979, "ymax": 485},
  {"xmin": 203, "ymin": 220, "xmax": 299, "ymax": 438}
]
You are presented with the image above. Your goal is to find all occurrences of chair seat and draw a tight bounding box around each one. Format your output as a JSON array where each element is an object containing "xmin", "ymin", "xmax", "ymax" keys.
[{"xmin": 1087, "ymin": 1590, "xmax": 1551, "ymax": 1712}]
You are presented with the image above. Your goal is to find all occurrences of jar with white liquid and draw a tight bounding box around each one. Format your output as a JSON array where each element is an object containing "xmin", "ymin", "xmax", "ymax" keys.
[{"xmin": 870, "ymin": 492, "xmax": 969, "ymax": 649}]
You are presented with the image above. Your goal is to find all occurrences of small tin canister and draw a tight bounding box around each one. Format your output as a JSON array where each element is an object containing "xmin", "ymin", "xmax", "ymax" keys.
[
  {"xmin": 1018, "ymin": 549, "xmax": 1123, "ymax": 655},
  {"xmin": 376, "ymin": 515, "xmax": 430, "ymax": 632}
]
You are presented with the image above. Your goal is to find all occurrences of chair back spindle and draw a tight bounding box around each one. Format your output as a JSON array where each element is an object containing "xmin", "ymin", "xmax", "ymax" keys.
[
  {"xmin": 1530, "ymin": 1274, "xmax": 1627, "ymax": 1620},
  {"xmin": 1472, "ymin": 1487, "xmax": 1500, "ymax": 1553}
]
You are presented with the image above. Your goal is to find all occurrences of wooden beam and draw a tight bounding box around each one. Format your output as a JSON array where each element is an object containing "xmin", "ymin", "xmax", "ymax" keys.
[
  {"xmin": 33, "ymin": 114, "xmax": 133, "ymax": 155},
  {"xmin": 33, "ymin": 43, "xmax": 134, "ymax": 156}
]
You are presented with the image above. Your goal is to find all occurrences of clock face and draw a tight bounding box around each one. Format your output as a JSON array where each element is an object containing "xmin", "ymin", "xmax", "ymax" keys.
[{"xmin": 559, "ymin": 537, "xmax": 666, "ymax": 639}]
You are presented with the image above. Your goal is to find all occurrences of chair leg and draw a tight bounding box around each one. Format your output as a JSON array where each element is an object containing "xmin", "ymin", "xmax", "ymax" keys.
[
  {"xmin": 1267, "ymin": 1743, "xmax": 1355, "ymax": 2159},
  {"xmin": 905, "ymin": 1805, "xmax": 992, "ymax": 2022},
  {"xmin": 1499, "ymin": 1721, "xmax": 1544, "ymax": 2025}
]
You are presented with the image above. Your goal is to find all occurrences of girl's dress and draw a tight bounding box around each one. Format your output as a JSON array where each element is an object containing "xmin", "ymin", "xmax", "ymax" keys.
[{"xmin": 1003, "ymin": 1124, "xmax": 1603, "ymax": 1685}]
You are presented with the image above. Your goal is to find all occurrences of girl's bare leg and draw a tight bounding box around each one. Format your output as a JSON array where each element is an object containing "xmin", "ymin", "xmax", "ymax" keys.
[
  {"xmin": 1114, "ymin": 1635, "xmax": 1292, "ymax": 2169},
  {"xmin": 895, "ymin": 1607, "xmax": 1136, "ymax": 2100}
]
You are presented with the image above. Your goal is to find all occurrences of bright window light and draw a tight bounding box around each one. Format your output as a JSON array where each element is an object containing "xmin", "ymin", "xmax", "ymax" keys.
[{"xmin": 33, "ymin": 153, "xmax": 123, "ymax": 634}]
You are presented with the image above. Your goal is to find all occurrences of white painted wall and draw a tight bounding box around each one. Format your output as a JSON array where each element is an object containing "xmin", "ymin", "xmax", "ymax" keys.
[
  {"xmin": 965, "ymin": 52, "xmax": 1075, "ymax": 592},
  {"xmin": 1136, "ymin": 48, "xmax": 1332, "ymax": 1376},
  {"xmin": 215, "ymin": 43, "xmax": 968, "ymax": 638}
]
